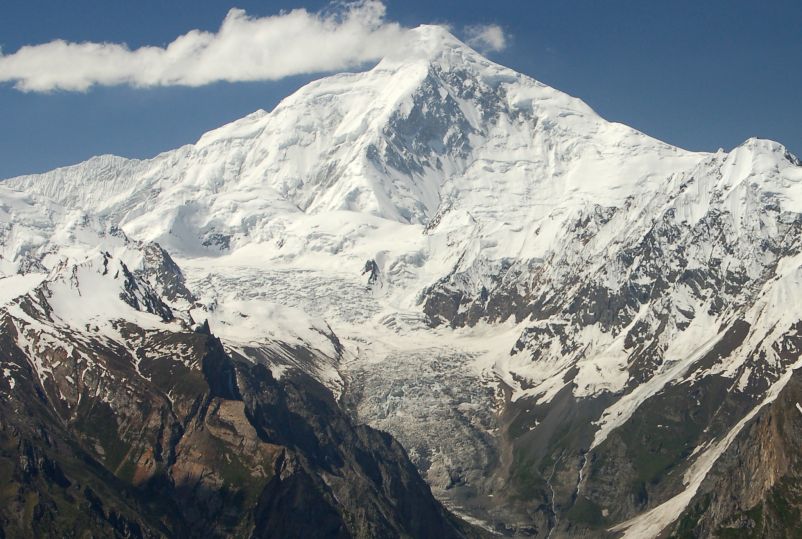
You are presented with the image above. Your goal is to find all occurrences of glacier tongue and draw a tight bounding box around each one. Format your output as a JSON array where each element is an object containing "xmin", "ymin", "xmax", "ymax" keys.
[{"xmin": 3, "ymin": 24, "xmax": 802, "ymax": 538}]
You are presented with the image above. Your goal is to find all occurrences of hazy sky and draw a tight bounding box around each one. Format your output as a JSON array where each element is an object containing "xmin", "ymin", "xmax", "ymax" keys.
[{"xmin": 1, "ymin": 0, "xmax": 800, "ymax": 177}]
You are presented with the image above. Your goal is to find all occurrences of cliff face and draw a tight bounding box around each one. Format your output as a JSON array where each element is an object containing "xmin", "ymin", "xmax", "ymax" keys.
[
  {"xmin": 0, "ymin": 234, "xmax": 473, "ymax": 538},
  {"xmin": 668, "ymin": 369, "xmax": 802, "ymax": 538},
  {"xmin": 0, "ymin": 315, "xmax": 471, "ymax": 538}
]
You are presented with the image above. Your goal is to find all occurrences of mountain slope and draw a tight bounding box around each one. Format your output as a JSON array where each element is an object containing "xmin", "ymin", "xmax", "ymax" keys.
[
  {"xmin": 7, "ymin": 26, "xmax": 701, "ymax": 255},
  {"xmin": 0, "ymin": 216, "xmax": 476, "ymax": 537},
  {"xmin": 4, "ymin": 24, "xmax": 802, "ymax": 538}
]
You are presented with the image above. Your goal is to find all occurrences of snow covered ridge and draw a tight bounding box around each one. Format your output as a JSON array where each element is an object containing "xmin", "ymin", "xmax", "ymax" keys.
[{"xmin": 4, "ymin": 24, "xmax": 802, "ymax": 537}]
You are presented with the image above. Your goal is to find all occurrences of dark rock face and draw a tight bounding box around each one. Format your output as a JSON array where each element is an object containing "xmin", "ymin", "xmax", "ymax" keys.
[
  {"xmin": 201, "ymin": 232, "xmax": 232, "ymax": 251},
  {"xmin": 118, "ymin": 258, "xmax": 175, "ymax": 322},
  {"xmin": 0, "ymin": 288, "xmax": 476, "ymax": 538},
  {"xmin": 669, "ymin": 369, "xmax": 802, "ymax": 538},
  {"xmin": 362, "ymin": 259, "xmax": 380, "ymax": 287},
  {"xmin": 139, "ymin": 242, "xmax": 197, "ymax": 305}
]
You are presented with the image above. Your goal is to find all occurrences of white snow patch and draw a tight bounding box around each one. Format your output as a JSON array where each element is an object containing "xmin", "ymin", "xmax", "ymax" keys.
[
  {"xmin": 2, "ymin": 368, "xmax": 14, "ymax": 390},
  {"xmin": 0, "ymin": 273, "xmax": 46, "ymax": 306}
]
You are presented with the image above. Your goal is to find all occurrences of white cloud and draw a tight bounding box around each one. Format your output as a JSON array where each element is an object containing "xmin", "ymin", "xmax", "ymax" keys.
[
  {"xmin": 463, "ymin": 24, "xmax": 507, "ymax": 53},
  {"xmin": 0, "ymin": 1, "xmax": 412, "ymax": 92}
]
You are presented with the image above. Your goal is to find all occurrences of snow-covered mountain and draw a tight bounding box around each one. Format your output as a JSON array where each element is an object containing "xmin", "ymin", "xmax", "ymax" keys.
[{"xmin": 3, "ymin": 24, "xmax": 802, "ymax": 538}]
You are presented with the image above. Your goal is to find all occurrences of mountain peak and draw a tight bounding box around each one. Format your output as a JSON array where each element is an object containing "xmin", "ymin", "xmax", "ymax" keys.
[
  {"xmin": 403, "ymin": 24, "xmax": 471, "ymax": 57},
  {"xmin": 733, "ymin": 136, "xmax": 799, "ymax": 164},
  {"xmin": 4, "ymin": 28, "xmax": 705, "ymax": 246},
  {"xmin": 376, "ymin": 24, "xmax": 499, "ymax": 76}
]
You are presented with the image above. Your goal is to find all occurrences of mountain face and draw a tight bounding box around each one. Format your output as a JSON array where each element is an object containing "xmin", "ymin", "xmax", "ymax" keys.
[
  {"xmin": 3, "ymin": 24, "xmax": 802, "ymax": 538},
  {"xmin": 0, "ymin": 194, "xmax": 472, "ymax": 538}
]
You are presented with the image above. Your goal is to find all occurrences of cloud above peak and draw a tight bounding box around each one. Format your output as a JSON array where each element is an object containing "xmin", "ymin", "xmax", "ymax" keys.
[
  {"xmin": 464, "ymin": 24, "xmax": 507, "ymax": 53},
  {"xmin": 0, "ymin": 1, "xmax": 405, "ymax": 92},
  {"xmin": 0, "ymin": 2, "xmax": 509, "ymax": 93}
]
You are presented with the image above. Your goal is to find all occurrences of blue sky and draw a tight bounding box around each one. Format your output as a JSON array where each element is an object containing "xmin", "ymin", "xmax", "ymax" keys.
[{"xmin": 1, "ymin": 0, "xmax": 800, "ymax": 178}]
